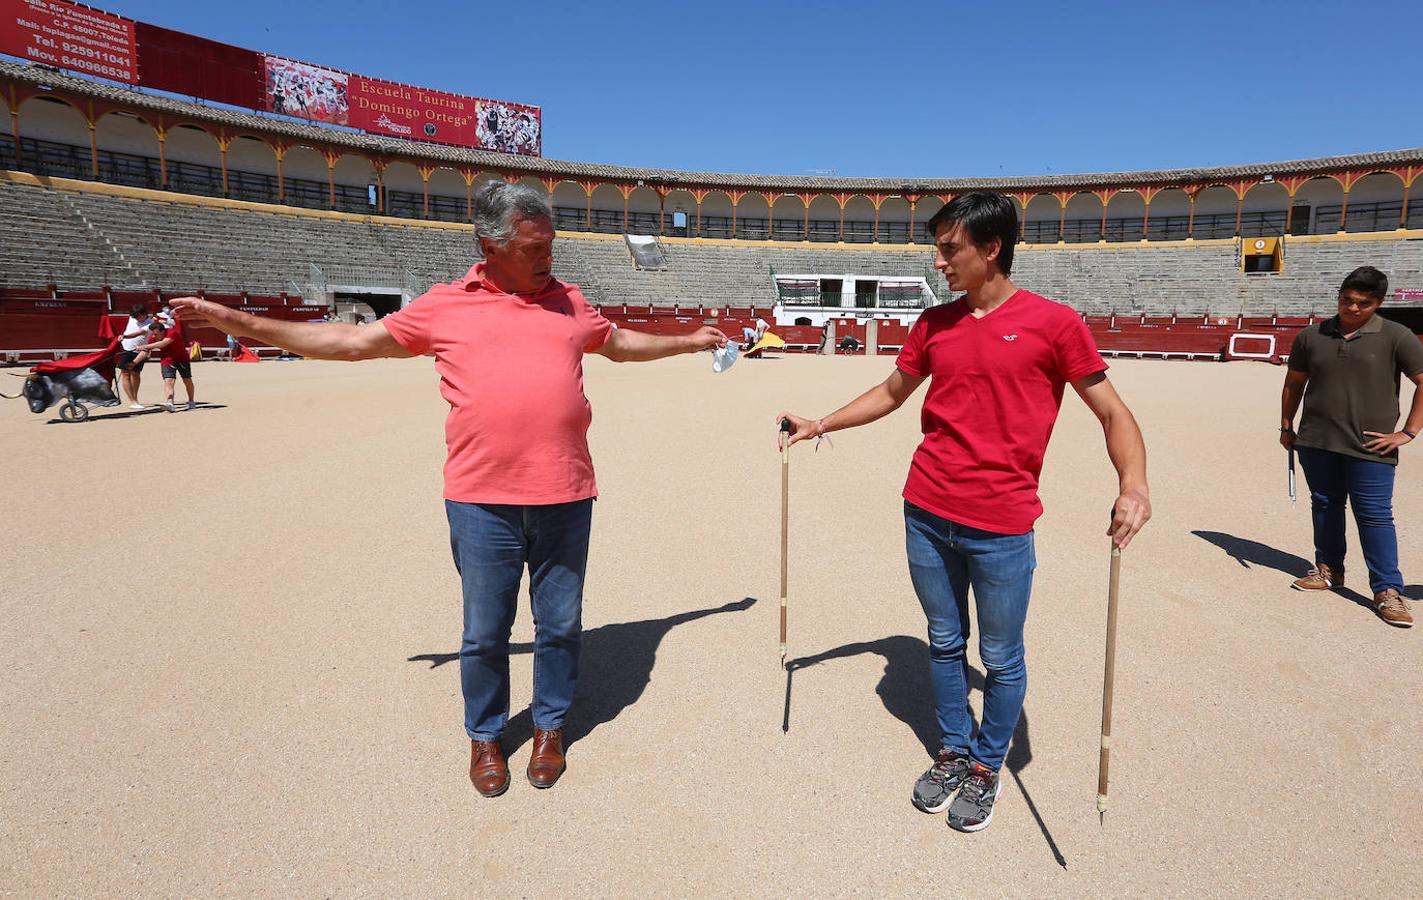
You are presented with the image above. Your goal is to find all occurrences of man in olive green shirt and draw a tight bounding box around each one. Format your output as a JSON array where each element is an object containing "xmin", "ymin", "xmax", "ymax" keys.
[{"xmin": 1280, "ymin": 266, "xmax": 1423, "ymax": 627}]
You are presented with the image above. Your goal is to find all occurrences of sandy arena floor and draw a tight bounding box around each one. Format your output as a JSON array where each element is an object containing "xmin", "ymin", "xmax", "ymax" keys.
[{"xmin": 2, "ymin": 352, "xmax": 1420, "ymax": 896}]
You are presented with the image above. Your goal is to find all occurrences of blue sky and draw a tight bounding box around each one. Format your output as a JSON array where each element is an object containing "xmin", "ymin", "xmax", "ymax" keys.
[{"xmin": 105, "ymin": 0, "xmax": 1421, "ymax": 177}]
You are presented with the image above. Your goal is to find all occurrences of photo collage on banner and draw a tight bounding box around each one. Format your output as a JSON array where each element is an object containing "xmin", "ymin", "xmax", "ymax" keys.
[
  {"xmin": 263, "ymin": 56, "xmax": 350, "ymax": 126},
  {"xmin": 475, "ymin": 100, "xmax": 542, "ymax": 157}
]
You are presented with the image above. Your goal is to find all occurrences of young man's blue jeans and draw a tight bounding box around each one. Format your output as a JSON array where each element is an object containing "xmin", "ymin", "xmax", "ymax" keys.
[
  {"xmin": 445, "ymin": 499, "xmax": 593, "ymax": 742},
  {"xmin": 1296, "ymin": 446, "xmax": 1404, "ymax": 594},
  {"xmin": 904, "ymin": 501, "xmax": 1035, "ymax": 772}
]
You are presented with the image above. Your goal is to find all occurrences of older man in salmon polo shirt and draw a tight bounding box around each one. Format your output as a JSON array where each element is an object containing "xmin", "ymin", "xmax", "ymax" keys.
[{"xmin": 171, "ymin": 181, "xmax": 727, "ymax": 798}]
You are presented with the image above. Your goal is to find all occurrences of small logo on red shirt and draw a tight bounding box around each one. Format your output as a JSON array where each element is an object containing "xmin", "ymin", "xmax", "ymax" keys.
[{"xmin": 1002, "ymin": 334, "xmax": 1018, "ymax": 342}]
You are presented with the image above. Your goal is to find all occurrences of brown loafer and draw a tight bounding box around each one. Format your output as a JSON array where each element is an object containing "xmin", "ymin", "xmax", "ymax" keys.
[
  {"xmin": 527, "ymin": 728, "xmax": 566, "ymax": 789},
  {"xmin": 470, "ymin": 740, "xmax": 510, "ymax": 797},
  {"xmin": 1292, "ymin": 563, "xmax": 1342, "ymax": 591},
  {"xmin": 1374, "ymin": 589, "xmax": 1414, "ymax": 628}
]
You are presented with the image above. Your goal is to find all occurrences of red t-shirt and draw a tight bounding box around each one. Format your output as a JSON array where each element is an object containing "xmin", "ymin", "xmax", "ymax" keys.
[
  {"xmin": 158, "ymin": 321, "xmax": 186, "ymax": 365},
  {"xmin": 895, "ymin": 290, "xmax": 1106, "ymax": 534},
  {"xmin": 381, "ymin": 264, "xmax": 614, "ymax": 505}
]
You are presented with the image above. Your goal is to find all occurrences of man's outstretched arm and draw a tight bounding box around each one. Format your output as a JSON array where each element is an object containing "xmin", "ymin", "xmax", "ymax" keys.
[
  {"xmin": 777, "ymin": 367, "xmax": 927, "ymax": 447},
  {"xmin": 1072, "ymin": 371, "xmax": 1151, "ymax": 548},
  {"xmin": 596, "ymin": 325, "xmax": 726, "ymax": 363},
  {"xmin": 169, "ymin": 298, "xmax": 413, "ymax": 361}
]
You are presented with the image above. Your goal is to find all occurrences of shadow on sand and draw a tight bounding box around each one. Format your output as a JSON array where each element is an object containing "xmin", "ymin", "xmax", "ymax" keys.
[
  {"xmin": 785, "ymin": 635, "xmax": 1066, "ymax": 869},
  {"xmin": 43, "ymin": 402, "xmax": 228, "ymax": 424},
  {"xmin": 1190, "ymin": 529, "xmax": 1386, "ymax": 612},
  {"xmin": 409, "ymin": 597, "xmax": 757, "ymax": 756}
]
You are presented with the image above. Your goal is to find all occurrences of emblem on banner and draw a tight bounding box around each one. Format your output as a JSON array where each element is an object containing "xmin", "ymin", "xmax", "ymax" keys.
[
  {"xmin": 424, "ymin": 123, "xmax": 438, "ymax": 137},
  {"xmin": 374, "ymin": 114, "xmax": 412, "ymax": 136}
]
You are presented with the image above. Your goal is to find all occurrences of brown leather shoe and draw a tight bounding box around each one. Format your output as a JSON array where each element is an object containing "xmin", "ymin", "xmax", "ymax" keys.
[
  {"xmin": 1292, "ymin": 563, "xmax": 1343, "ymax": 591},
  {"xmin": 470, "ymin": 740, "xmax": 510, "ymax": 797},
  {"xmin": 527, "ymin": 728, "xmax": 566, "ymax": 789},
  {"xmin": 1374, "ymin": 589, "xmax": 1414, "ymax": 628}
]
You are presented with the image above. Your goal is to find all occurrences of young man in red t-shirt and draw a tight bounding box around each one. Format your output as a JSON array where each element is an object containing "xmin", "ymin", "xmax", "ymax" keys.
[
  {"xmin": 778, "ymin": 191, "xmax": 1150, "ymax": 833},
  {"xmin": 146, "ymin": 317, "xmax": 198, "ymax": 412}
]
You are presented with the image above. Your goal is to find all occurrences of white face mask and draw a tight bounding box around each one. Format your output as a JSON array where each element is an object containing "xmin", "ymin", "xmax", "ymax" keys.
[{"xmin": 712, "ymin": 342, "xmax": 739, "ymax": 374}]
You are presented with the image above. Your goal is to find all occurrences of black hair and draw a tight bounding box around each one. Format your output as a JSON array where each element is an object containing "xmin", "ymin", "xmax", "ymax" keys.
[
  {"xmin": 1340, "ymin": 266, "xmax": 1388, "ymax": 300},
  {"xmin": 924, "ymin": 191, "xmax": 1019, "ymax": 275},
  {"xmin": 130, "ymin": 302, "xmax": 149, "ymax": 317}
]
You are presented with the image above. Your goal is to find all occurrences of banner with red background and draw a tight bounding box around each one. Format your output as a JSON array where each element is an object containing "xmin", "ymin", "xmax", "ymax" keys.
[
  {"xmin": 0, "ymin": 0, "xmax": 540, "ymax": 155},
  {"xmin": 0, "ymin": 0, "xmax": 136, "ymax": 83},
  {"xmin": 261, "ymin": 55, "xmax": 540, "ymax": 155}
]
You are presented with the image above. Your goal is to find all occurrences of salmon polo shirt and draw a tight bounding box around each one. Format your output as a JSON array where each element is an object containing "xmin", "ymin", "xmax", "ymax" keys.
[
  {"xmin": 896, "ymin": 290, "xmax": 1107, "ymax": 534},
  {"xmin": 381, "ymin": 264, "xmax": 614, "ymax": 505}
]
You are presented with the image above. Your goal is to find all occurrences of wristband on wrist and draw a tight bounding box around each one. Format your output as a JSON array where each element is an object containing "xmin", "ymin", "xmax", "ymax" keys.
[
  {"xmin": 1405, "ymin": 429, "xmax": 1417, "ymax": 440},
  {"xmin": 1279, "ymin": 426, "xmax": 1293, "ymax": 434}
]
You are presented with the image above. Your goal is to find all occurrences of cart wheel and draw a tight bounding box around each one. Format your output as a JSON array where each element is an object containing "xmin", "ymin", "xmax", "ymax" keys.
[{"xmin": 59, "ymin": 401, "xmax": 89, "ymax": 423}]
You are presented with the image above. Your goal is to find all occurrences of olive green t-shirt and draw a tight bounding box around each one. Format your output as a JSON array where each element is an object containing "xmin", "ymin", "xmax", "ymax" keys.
[{"xmin": 1288, "ymin": 314, "xmax": 1423, "ymax": 465}]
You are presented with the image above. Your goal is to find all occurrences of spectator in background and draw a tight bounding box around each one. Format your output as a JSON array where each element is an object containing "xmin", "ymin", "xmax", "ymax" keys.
[
  {"xmin": 146, "ymin": 317, "xmax": 198, "ymax": 412},
  {"xmin": 742, "ymin": 317, "xmax": 771, "ymax": 349},
  {"xmin": 117, "ymin": 303, "xmax": 154, "ymax": 409},
  {"xmin": 1280, "ymin": 265, "xmax": 1423, "ymax": 627}
]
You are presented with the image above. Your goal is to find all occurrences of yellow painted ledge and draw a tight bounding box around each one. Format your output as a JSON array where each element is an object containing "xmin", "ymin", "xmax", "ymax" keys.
[{"xmin": 4, "ymin": 170, "xmax": 1420, "ymax": 250}]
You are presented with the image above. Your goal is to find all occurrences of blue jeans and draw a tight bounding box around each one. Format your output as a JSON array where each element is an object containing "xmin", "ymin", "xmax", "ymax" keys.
[
  {"xmin": 904, "ymin": 501, "xmax": 1035, "ymax": 771},
  {"xmin": 1296, "ymin": 447, "xmax": 1403, "ymax": 594},
  {"xmin": 445, "ymin": 498, "xmax": 593, "ymax": 741}
]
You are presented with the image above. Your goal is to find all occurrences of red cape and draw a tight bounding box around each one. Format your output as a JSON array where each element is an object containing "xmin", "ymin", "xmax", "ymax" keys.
[{"xmin": 33, "ymin": 337, "xmax": 123, "ymax": 381}]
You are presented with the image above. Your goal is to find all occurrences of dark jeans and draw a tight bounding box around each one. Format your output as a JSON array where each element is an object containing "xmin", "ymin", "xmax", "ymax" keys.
[
  {"xmin": 1296, "ymin": 446, "xmax": 1403, "ymax": 594},
  {"xmin": 904, "ymin": 501, "xmax": 1035, "ymax": 771},
  {"xmin": 445, "ymin": 498, "xmax": 593, "ymax": 741}
]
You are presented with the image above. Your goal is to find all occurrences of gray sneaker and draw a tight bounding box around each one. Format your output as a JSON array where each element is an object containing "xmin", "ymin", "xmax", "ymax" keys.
[
  {"xmin": 947, "ymin": 762, "xmax": 1003, "ymax": 833},
  {"xmin": 912, "ymin": 748, "xmax": 970, "ymax": 813}
]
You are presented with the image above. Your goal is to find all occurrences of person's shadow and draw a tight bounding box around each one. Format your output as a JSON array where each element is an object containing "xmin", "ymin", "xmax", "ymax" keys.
[
  {"xmin": 1190, "ymin": 529, "xmax": 1393, "ymax": 610},
  {"xmin": 408, "ymin": 597, "xmax": 757, "ymax": 756},
  {"xmin": 42, "ymin": 402, "xmax": 229, "ymax": 424},
  {"xmin": 785, "ymin": 636, "xmax": 1066, "ymax": 868}
]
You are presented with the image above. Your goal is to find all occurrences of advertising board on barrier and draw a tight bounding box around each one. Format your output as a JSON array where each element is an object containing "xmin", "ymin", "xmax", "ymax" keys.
[{"xmin": 0, "ymin": 0, "xmax": 136, "ymax": 82}]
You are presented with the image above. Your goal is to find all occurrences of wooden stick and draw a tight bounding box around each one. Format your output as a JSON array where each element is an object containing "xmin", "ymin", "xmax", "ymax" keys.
[
  {"xmin": 779, "ymin": 426, "xmax": 790, "ymax": 667},
  {"xmin": 1097, "ymin": 543, "xmax": 1122, "ymax": 824}
]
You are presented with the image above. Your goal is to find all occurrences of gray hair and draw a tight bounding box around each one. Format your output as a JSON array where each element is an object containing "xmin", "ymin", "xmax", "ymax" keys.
[{"xmin": 472, "ymin": 180, "xmax": 553, "ymax": 246}]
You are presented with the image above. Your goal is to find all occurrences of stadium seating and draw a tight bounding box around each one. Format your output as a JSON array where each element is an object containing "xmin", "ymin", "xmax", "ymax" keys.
[
  {"xmin": 560, "ymin": 237, "xmax": 942, "ymax": 308},
  {"xmin": 0, "ymin": 182, "xmax": 138, "ymax": 288},
  {"xmin": 3, "ymin": 177, "xmax": 1422, "ymax": 344}
]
